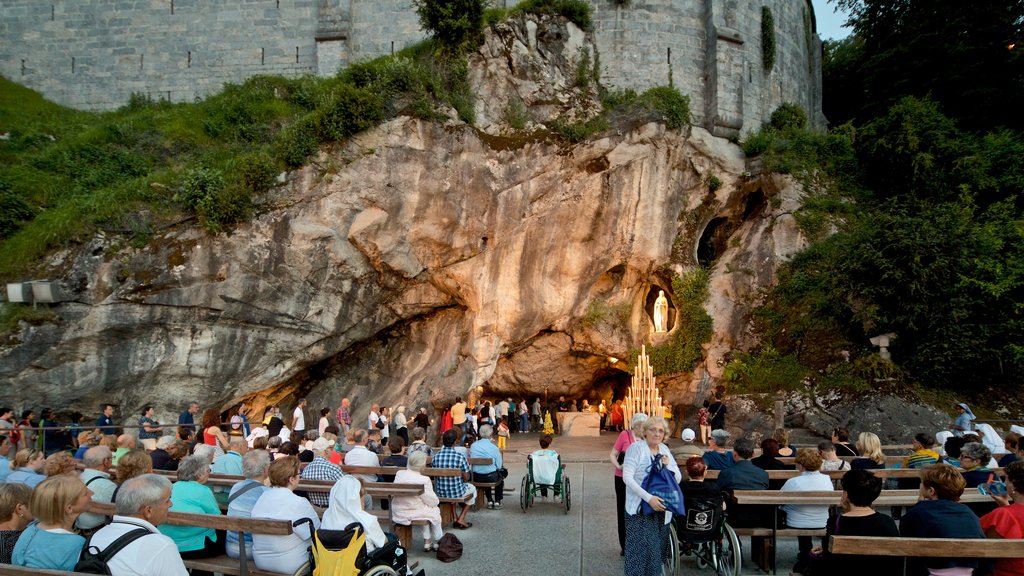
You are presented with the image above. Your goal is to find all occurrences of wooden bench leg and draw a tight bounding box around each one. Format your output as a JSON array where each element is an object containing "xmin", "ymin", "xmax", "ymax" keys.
[
  {"xmin": 440, "ymin": 503, "xmax": 453, "ymax": 527},
  {"xmin": 474, "ymin": 489, "xmax": 486, "ymax": 511},
  {"xmin": 393, "ymin": 523, "xmax": 413, "ymax": 549}
]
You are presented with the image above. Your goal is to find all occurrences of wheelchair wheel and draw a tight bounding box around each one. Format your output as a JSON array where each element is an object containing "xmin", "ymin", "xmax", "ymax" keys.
[
  {"xmin": 562, "ymin": 475, "xmax": 571, "ymax": 513},
  {"xmin": 520, "ymin": 475, "xmax": 530, "ymax": 512},
  {"xmin": 362, "ymin": 565, "xmax": 399, "ymax": 576},
  {"xmin": 715, "ymin": 522, "xmax": 741, "ymax": 576},
  {"xmin": 662, "ymin": 522, "xmax": 680, "ymax": 576}
]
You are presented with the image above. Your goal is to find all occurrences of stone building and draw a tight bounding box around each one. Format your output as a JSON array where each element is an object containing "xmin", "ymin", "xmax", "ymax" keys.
[{"xmin": 0, "ymin": 0, "xmax": 823, "ymax": 136}]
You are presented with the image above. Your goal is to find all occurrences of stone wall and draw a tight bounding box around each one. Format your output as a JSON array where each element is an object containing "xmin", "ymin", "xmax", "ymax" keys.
[{"xmin": 0, "ymin": 0, "xmax": 822, "ymax": 131}]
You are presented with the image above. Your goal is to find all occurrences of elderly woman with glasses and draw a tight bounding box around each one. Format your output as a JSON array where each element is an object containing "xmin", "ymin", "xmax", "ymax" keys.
[
  {"xmin": 611, "ymin": 412, "xmax": 649, "ymax": 557},
  {"xmin": 622, "ymin": 416, "xmax": 682, "ymax": 576}
]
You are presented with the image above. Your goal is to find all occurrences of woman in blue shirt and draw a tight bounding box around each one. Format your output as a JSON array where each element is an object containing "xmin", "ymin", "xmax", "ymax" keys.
[
  {"xmin": 12, "ymin": 475, "xmax": 92, "ymax": 570},
  {"xmin": 159, "ymin": 454, "xmax": 223, "ymax": 558},
  {"xmin": 6, "ymin": 449, "xmax": 45, "ymax": 488}
]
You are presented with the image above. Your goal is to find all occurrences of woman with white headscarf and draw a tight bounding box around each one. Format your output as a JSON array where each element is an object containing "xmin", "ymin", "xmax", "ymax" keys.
[
  {"xmin": 322, "ymin": 476, "xmax": 390, "ymax": 552},
  {"xmin": 951, "ymin": 402, "xmax": 976, "ymax": 437}
]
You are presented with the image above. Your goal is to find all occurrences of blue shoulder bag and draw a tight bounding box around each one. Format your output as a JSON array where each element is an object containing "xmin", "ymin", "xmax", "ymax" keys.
[{"xmin": 639, "ymin": 454, "xmax": 686, "ymax": 516}]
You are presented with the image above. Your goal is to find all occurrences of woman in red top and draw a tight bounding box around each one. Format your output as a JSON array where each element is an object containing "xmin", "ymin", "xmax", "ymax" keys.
[
  {"xmin": 201, "ymin": 408, "xmax": 229, "ymax": 452},
  {"xmin": 610, "ymin": 400, "xmax": 624, "ymax": 432},
  {"xmin": 981, "ymin": 460, "xmax": 1024, "ymax": 576}
]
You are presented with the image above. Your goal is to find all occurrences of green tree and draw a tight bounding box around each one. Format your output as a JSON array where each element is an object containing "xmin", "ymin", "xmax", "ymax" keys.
[
  {"xmin": 830, "ymin": 0, "xmax": 1024, "ymax": 132},
  {"xmin": 412, "ymin": 0, "xmax": 486, "ymax": 52}
]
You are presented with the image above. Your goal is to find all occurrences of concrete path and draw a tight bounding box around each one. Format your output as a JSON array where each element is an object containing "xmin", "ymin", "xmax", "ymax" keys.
[{"xmin": 408, "ymin": 431, "xmax": 800, "ymax": 576}]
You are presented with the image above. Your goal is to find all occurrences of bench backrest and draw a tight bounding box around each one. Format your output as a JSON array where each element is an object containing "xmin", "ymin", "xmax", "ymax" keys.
[
  {"xmin": 829, "ymin": 536, "xmax": 1024, "ymax": 558},
  {"xmin": 704, "ymin": 468, "xmax": 940, "ymax": 480},
  {"xmin": 85, "ymin": 502, "xmax": 293, "ymax": 534},
  {"xmin": 731, "ymin": 489, "xmax": 994, "ymax": 506}
]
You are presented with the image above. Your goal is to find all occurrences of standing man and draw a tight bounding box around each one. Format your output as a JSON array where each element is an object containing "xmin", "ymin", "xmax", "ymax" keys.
[
  {"xmin": 97, "ymin": 404, "xmax": 116, "ymax": 436},
  {"xmin": 292, "ymin": 398, "xmax": 307, "ymax": 437},
  {"xmin": 178, "ymin": 401, "xmax": 199, "ymax": 436},
  {"xmin": 450, "ymin": 397, "xmax": 467, "ymax": 435},
  {"xmin": 497, "ymin": 399, "xmax": 509, "ymax": 431},
  {"xmin": 367, "ymin": 403, "xmax": 381, "ymax": 431},
  {"xmin": 335, "ymin": 398, "xmax": 352, "ymax": 436}
]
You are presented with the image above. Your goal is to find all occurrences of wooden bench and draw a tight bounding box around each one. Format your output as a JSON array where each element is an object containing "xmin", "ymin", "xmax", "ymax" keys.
[
  {"xmin": 828, "ymin": 536, "xmax": 1024, "ymax": 576},
  {"xmin": 730, "ymin": 490, "xmax": 996, "ymax": 574},
  {"xmin": 86, "ymin": 501, "xmax": 294, "ymax": 576},
  {"xmin": 705, "ymin": 468, "xmax": 925, "ymax": 480}
]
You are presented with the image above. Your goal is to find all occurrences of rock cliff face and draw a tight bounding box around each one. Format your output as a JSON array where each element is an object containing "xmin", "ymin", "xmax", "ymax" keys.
[{"xmin": 0, "ymin": 16, "xmax": 807, "ymax": 426}]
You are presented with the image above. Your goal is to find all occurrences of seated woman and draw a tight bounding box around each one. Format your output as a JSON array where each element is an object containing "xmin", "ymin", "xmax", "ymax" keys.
[
  {"xmin": 0, "ymin": 483, "xmax": 33, "ymax": 563},
  {"xmin": 11, "ymin": 475, "xmax": 92, "ymax": 570},
  {"xmin": 818, "ymin": 441, "xmax": 851, "ymax": 472},
  {"xmin": 774, "ymin": 428, "xmax": 796, "ymax": 458},
  {"xmin": 752, "ymin": 438, "xmax": 793, "ymax": 490},
  {"xmin": 680, "ymin": 456, "xmax": 723, "ymax": 503},
  {"xmin": 250, "ymin": 456, "xmax": 320, "ymax": 574},
  {"xmin": 6, "ymin": 450, "xmax": 45, "ymax": 488},
  {"xmin": 999, "ymin": 432, "xmax": 1020, "ymax": 468},
  {"xmin": 392, "ymin": 452, "xmax": 444, "ymax": 552},
  {"xmin": 960, "ymin": 441, "xmax": 998, "ymax": 517},
  {"xmin": 159, "ymin": 454, "xmax": 224, "ymax": 559},
  {"xmin": 900, "ymin": 463, "xmax": 984, "ymax": 576},
  {"xmin": 981, "ymin": 460, "xmax": 1024, "ymax": 576},
  {"xmin": 780, "ymin": 448, "xmax": 835, "ymax": 575},
  {"xmin": 812, "ymin": 469, "xmax": 900, "ymax": 575},
  {"xmin": 43, "ymin": 452, "xmax": 78, "ymax": 477},
  {"xmin": 851, "ymin": 432, "xmax": 886, "ymax": 470}
]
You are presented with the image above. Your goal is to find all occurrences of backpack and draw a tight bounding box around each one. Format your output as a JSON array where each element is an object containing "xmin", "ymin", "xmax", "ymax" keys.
[
  {"xmin": 436, "ymin": 532, "xmax": 463, "ymax": 562},
  {"xmin": 74, "ymin": 527, "xmax": 150, "ymax": 574}
]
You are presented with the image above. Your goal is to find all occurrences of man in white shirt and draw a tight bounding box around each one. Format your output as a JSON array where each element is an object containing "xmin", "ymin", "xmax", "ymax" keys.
[
  {"xmin": 343, "ymin": 429, "xmax": 379, "ymax": 485},
  {"xmin": 367, "ymin": 403, "xmax": 381, "ymax": 430},
  {"xmin": 77, "ymin": 446, "xmax": 118, "ymax": 530},
  {"xmin": 497, "ymin": 399, "xmax": 509, "ymax": 427},
  {"xmin": 87, "ymin": 474, "xmax": 188, "ymax": 576},
  {"xmin": 292, "ymin": 398, "xmax": 306, "ymax": 435}
]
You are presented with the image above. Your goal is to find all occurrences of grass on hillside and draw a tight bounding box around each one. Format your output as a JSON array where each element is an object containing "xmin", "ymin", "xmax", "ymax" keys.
[
  {"xmin": 0, "ymin": 40, "xmax": 476, "ymax": 280},
  {"xmin": 0, "ymin": 1, "xmax": 691, "ymax": 283}
]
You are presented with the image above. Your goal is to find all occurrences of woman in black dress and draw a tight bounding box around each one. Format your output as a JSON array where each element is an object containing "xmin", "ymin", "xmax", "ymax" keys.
[{"xmin": 811, "ymin": 469, "xmax": 900, "ymax": 575}]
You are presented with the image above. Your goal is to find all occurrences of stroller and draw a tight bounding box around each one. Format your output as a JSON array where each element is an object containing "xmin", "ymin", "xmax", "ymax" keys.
[
  {"xmin": 519, "ymin": 450, "xmax": 571, "ymax": 513},
  {"xmin": 311, "ymin": 522, "xmax": 415, "ymax": 576}
]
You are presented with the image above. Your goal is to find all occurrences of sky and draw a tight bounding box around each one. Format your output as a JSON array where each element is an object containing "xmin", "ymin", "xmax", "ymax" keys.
[{"xmin": 811, "ymin": 0, "xmax": 852, "ymax": 41}]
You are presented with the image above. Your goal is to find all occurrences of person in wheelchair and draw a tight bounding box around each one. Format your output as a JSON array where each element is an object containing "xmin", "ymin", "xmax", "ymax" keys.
[
  {"xmin": 317, "ymin": 475, "xmax": 413, "ymax": 575},
  {"xmin": 678, "ymin": 456, "xmax": 725, "ymax": 540},
  {"xmin": 530, "ymin": 435, "xmax": 563, "ymax": 498}
]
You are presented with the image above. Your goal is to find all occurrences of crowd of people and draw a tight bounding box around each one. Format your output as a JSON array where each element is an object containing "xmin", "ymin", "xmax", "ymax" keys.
[
  {"xmin": 609, "ymin": 398, "xmax": 1024, "ymax": 576},
  {"xmin": 0, "ymin": 396, "xmax": 495, "ymax": 575}
]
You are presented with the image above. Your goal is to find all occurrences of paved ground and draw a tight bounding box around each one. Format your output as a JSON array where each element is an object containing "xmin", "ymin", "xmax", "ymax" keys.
[{"xmin": 410, "ymin": 431, "xmax": 800, "ymax": 576}]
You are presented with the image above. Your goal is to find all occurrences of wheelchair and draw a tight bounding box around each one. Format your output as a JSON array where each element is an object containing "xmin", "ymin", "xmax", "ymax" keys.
[
  {"xmin": 671, "ymin": 493, "xmax": 741, "ymax": 576},
  {"xmin": 519, "ymin": 451, "xmax": 571, "ymax": 513},
  {"xmin": 311, "ymin": 522, "xmax": 412, "ymax": 576}
]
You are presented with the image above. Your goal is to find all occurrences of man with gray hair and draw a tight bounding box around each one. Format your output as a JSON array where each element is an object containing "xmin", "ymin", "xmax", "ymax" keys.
[
  {"xmin": 226, "ymin": 450, "xmax": 270, "ymax": 559},
  {"xmin": 211, "ymin": 436, "xmax": 247, "ymax": 476},
  {"xmin": 703, "ymin": 429, "xmax": 734, "ymax": 470},
  {"xmin": 87, "ymin": 474, "xmax": 188, "ymax": 575},
  {"xmin": 77, "ymin": 445, "xmax": 117, "ymax": 530},
  {"xmin": 300, "ymin": 437, "xmax": 342, "ymax": 507},
  {"xmin": 469, "ymin": 424, "xmax": 504, "ymax": 509},
  {"xmin": 150, "ymin": 435, "xmax": 178, "ymax": 471}
]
